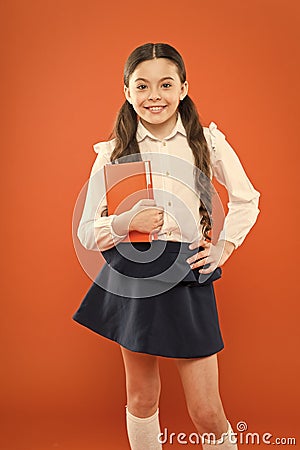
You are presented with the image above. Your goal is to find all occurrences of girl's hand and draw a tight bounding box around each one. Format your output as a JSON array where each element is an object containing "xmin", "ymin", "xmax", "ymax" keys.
[
  {"xmin": 186, "ymin": 239, "xmax": 236, "ymax": 274},
  {"xmin": 129, "ymin": 199, "xmax": 164, "ymax": 234},
  {"xmin": 111, "ymin": 199, "xmax": 164, "ymax": 236}
]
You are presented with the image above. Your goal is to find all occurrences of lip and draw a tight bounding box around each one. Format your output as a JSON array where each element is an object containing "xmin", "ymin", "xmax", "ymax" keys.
[
  {"xmin": 144, "ymin": 105, "xmax": 167, "ymax": 108},
  {"xmin": 144, "ymin": 105, "xmax": 167, "ymax": 113}
]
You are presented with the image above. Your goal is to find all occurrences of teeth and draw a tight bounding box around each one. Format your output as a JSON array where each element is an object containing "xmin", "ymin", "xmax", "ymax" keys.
[{"xmin": 149, "ymin": 106, "xmax": 164, "ymax": 111}]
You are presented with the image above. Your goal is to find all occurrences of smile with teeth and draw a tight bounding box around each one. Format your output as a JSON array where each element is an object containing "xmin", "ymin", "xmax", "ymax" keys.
[{"xmin": 146, "ymin": 106, "xmax": 166, "ymax": 112}]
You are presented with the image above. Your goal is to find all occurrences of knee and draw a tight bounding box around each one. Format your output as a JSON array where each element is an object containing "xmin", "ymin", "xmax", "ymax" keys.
[
  {"xmin": 127, "ymin": 373, "xmax": 161, "ymax": 402},
  {"xmin": 188, "ymin": 404, "xmax": 224, "ymax": 433},
  {"xmin": 127, "ymin": 388, "xmax": 160, "ymax": 417}
]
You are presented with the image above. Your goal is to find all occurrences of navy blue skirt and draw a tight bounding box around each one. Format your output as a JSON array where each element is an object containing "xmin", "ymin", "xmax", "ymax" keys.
[{"xmin": 72, "ymin": 240, "xmax": 224, "ymax": 358}]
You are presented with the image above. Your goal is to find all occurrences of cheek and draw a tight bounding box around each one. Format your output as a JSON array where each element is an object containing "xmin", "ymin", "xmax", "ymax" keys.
[
  {"xmin": 134, "ymin": 92, "xmax": 148, "ymax": 103},
  {"xmin": 162, "ymin": 87, "xmax": 181, "ymax": 100}
]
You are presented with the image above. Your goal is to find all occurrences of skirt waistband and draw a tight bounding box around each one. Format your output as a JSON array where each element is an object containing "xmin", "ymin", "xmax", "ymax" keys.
[{"xmin": 100, "ymin": 240, "xmax": 222, "ymax": 286}]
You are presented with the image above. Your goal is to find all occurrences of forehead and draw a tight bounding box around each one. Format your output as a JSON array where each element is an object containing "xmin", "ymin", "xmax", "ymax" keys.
[{"xmin": 130, "ymin": 58, "xmax": 180, "ymax": 82}]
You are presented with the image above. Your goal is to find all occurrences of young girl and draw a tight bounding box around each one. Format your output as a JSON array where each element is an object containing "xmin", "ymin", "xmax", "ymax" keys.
[{"xmin": 73, "ymin": 42, "xmax": 260, "ymax": 449}]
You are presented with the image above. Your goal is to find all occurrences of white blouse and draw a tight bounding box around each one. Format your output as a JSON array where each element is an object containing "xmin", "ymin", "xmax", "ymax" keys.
[{"xmin": 77, "ymin": 113, "xmax": 260, "ymax": 252}]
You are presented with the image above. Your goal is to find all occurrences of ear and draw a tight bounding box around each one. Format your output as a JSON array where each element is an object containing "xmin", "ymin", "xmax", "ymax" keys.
[
  {"xmin": 124, "ymin": 85, "xmax": 132, "ymax": 104},
  {"xmin": 180, "ymin": 80, "xmax": 189, "ymax": 101}
]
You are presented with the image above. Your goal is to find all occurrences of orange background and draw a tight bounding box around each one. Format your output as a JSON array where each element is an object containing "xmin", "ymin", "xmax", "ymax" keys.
[{"xmin": 1, "ymin": 0, "xmax": 299, "ymax": 448}]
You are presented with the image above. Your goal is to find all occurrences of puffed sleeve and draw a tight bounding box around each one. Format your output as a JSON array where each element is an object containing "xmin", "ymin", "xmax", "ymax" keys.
[
  {"xmin": 77, "ymin": 141, "xmax": 128, "ymax": 251},
  {"xmin": 208, "ymin": 122, "xmax": 261, "ymax": 249}
]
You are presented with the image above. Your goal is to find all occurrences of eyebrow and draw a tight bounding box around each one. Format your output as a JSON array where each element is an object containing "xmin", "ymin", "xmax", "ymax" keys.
[{"xmin": 134, "ymin": 77, "xmax": 175, "ymax": 83}]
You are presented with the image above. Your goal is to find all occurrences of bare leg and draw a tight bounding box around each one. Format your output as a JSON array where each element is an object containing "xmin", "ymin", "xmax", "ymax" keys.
[
  {"xmin": 175, "ymin": 354, "xmax": 237, "ymax": 448},
  {"xmin": 120, "ymin": 345, "xmax": 162, "ymax": 449},
  {"xmin": 120, "ymin": 345, "xmax": 161, "ymax": 416}
]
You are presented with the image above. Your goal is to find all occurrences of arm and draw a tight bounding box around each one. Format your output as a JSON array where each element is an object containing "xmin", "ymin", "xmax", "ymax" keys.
[
  {"xmin": 77, "ymin": 142, "xmax": 128, "ymax": 252},
  {"xmin": 209, "ymin": 122, "xmax": 261, "ymax": 249},
  {"xmin": 77, "ymin": 142, "xmax": 165, "ymax": 251},
  {"xmin": 186, "ymin": 123, "xmax": 260, "ymax": 273}
]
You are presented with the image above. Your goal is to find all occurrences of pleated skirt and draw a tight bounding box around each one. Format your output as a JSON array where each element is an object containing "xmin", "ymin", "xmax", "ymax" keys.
[{"xmin": 72, "ymin": 240, "xmax": 224, "ymax": 358}]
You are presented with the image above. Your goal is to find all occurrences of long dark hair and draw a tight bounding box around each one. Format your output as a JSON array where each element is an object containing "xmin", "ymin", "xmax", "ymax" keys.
[{"xmin": 107, "ymin": 42, "xmax": 213, "ymax": 240}]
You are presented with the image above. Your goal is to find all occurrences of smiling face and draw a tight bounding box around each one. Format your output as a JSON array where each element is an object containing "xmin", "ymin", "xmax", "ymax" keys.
[{"xmin": 124, "ymin": 58, "xmax": 188, "ymax": 138}]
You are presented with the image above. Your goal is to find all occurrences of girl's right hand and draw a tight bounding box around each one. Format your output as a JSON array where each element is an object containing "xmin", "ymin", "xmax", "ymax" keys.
[
  {"xmin": 111, "ymin": 199, "xmax": 164, "ymax": 236},
  {"xmin": 129, "ymin": 199, "xmax": 164, "ymax": 234}
]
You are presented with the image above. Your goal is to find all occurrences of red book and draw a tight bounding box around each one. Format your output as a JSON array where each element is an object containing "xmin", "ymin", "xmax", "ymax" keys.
[{"xmin": 103, "ymin": 160, "xmax": 158, "ymax": 242}]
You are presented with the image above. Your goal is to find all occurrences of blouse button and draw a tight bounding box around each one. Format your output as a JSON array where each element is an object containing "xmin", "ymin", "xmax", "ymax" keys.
[
  {"xmin": 166, "ymin": 171, "xmax": 170, "ymax": 176},
  {"xmin": 168, "ymin": 201, "xmax": 172, "ymax": 207},
  {"xmin": 167, "ymin": 231, "xmax": 172, "ymax": 236},
  {"xmin": 162, "ymin": 141, "xmax": 167, "ymax": 146}
]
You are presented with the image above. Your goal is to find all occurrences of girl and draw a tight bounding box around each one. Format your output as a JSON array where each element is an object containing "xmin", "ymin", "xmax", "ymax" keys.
[{"xmin": 73, "ymin": 43, "xmax": 260, "ymax": 449}]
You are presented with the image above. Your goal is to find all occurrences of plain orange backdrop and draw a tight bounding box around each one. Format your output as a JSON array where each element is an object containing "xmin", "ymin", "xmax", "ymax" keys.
[{"xmin": 1, "ymin": 0, "xmax": 299, "ymax": 449}]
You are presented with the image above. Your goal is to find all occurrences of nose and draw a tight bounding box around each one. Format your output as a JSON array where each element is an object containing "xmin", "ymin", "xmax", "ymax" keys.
[{"xmin": 148, "ymin": 89, "xmax": 161, "ymax": 101}]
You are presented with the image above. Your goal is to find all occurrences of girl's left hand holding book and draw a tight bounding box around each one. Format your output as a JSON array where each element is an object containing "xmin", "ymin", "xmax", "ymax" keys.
[{"xmin": 186, "ymin": 239, "xmax": 236, "ymax": 274}]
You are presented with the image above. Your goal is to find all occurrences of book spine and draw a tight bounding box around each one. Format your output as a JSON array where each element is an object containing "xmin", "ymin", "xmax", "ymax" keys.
[
  {"xmin": 146, "ymin": 160, "xmax": 157, "ymax": 241},
  {"xmin": 103, "ymin": 164, "xmax": 110, "ymax": 215},
  {"xmin": 146, "ymin": 160, "xmax": 155, "ymax": 200}
]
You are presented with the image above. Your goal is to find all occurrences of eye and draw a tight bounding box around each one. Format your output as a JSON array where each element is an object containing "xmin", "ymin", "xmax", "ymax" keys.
[
  {"xmin": 162, "ymin": 83, "xmax": 172, "ymax": 88},
  {"xmin": 137, "ymin": 84, "xmax": 147, "ymax": 90}
]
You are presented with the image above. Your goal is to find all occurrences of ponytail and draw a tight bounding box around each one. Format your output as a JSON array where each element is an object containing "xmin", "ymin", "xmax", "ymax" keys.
[
  {"xmin": 179, "ymin": 96, "xmax": 213, "ymax": 240},
  {"xmin": 110, "ymin": 101, "xmax": 140, "ymax": 161}
]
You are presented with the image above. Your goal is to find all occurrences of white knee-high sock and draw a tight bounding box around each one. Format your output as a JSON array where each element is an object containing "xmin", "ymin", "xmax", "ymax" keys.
[
  {"xmin": 202, "ymin": 420, "xmax": 238, "ymax": 449},
  {"xmin": 125, "ymin": 405, "xmax": 162, "ymax": 450}
]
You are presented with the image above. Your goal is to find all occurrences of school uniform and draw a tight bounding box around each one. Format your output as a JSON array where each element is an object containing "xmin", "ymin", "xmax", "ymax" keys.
[{"xmin": 72, "ymin": 113, "xmax": 260, "ymax": 358}]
